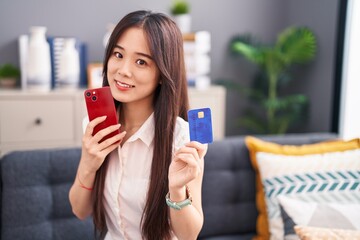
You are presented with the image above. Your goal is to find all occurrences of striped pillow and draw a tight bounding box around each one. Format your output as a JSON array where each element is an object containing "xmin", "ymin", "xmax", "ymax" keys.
[
  {"xmin": 256, "ymin": 149, "xmax": 360, "ymax": 239},
  {"xmin": 245, "ymin": 137, "xmax": 360, "ymax": 240}
]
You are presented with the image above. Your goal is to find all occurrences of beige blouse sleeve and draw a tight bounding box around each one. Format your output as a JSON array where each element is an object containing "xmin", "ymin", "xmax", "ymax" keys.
[{"xmin": 173, "ymin": 117, "xmax": 190, "ymax": 152}]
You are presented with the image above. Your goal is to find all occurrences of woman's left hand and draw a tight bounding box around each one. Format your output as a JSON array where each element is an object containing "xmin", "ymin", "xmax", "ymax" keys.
[{"xmin": 168, "ymin": 141, "xmax": 208, "ymax": 190}]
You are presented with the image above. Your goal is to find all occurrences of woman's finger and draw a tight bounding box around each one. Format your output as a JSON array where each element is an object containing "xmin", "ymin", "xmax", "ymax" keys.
[
  {"xmin": 174, "ymin": 153, "xmax": 199, "ymax": 169},
  {"xmin": 98, "ymin": 131, "xmax": 126, "ymax": 151},
  {"xmin": 185, "ymin": 141, "xmax": 208, "ymax": 159},
  {"xmin": 98, "ymin": 141, "xmax": 120, "ymax": 159},
  {"xmin": 175, "ymin": 146, "xmax": 200, "ymax": 162},
  {"xmin": 84, "ymin": 116, "xmax": 107, "ymax": 138},
  {"xmin": 91, "ymin": 123, "xmax": 121, "ymax": 144}
]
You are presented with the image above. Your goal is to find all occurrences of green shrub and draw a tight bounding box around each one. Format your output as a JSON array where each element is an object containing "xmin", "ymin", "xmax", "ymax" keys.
[
  {"xmin": 0, "ymin": 63, "xmax": 21, "ymax": 78},
  {"xmin": 224, "ymin": 27, "xmax": 317, "ymax": 134},
  {"xmin": 171, "ymin": 0, "xmax": 190, "ymax": 15}
]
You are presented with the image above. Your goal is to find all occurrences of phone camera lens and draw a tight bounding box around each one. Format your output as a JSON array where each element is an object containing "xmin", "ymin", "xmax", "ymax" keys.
[
  {"xmin": 86, "ymin": 91, "xmax": 91, "ymax": 97},
  {"xmin": 92, "ymin": 96, "xmax": 97, "ymax": 101}
]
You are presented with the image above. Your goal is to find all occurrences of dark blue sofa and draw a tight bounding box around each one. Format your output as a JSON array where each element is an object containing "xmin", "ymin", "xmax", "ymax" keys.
[{"xmin": 0, "ymin": 133, "xmax": 336, "ymax": 240}]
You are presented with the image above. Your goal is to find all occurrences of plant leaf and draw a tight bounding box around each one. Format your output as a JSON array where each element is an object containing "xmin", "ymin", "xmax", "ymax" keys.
[
  {"xmin": 276, "ymin": 27, "xmax": 317, "ymax": 64},
  {"xmin": 262, "ymin": 94, "xmax": 308, "ymax": 111},
  {"xmin": 231, "ymin": 40, "xmax": 266, "ymax": 65}
]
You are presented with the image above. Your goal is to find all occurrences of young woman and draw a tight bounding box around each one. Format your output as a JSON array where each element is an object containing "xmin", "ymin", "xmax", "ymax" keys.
[{"xmin": 69, "ymin": 10, "xmax": 207, "ymax": 240}]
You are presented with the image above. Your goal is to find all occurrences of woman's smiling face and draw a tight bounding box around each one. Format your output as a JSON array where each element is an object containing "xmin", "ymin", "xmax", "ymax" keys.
[{"xmin": 107, "ymin": 27, "xmax": 160, "ymax": 107}]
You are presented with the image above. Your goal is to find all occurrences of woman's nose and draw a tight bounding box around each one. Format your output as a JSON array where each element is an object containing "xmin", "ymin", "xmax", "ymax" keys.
[{"xmin": 117, "ymin": 60, "xmax": 132, "ymax": 78}]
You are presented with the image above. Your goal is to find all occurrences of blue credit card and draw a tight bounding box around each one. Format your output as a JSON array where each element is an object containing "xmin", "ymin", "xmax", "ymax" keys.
[{"xmin": 188, "ymin": 108, "xmax": 213, "ymax": 144}]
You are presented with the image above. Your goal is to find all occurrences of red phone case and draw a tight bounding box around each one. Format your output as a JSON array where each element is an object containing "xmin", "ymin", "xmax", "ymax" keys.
[{"xmin": 84, "ymin": 86, "xmax": 120, "ymax": 142}]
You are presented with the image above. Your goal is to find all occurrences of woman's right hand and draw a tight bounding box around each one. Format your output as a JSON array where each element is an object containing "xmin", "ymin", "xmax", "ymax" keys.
[
  {"xmin": 70, "ymin": 116, "xmax": 126, "ymax": 219},
  {"xmin": 80, "ymin": 116, "xmax": 126, "ymax": 174}
]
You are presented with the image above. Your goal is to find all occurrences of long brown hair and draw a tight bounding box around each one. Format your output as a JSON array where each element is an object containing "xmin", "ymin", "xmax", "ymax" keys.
[{"xmin": 93, "ymin": 10, "xmax": 189, "ymax": 240}]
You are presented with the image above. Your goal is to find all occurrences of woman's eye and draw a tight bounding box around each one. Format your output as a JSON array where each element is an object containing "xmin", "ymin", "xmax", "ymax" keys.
[
  {"xmin": 136, "ymin": 59, "xmax": 146, "ymax": 65},
  {"xmin": 114, "ymin": 52, "xmax": 122, "ymax": 58}
]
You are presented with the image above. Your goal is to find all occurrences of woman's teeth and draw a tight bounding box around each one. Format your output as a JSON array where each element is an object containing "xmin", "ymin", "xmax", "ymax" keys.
[{"xmin": 116, "ymin": 81, "xmax": 134, "ymax": 88}]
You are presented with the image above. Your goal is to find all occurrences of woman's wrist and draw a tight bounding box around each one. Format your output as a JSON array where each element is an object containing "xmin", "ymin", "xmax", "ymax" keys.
[
  {"xmin": 166, "ymin": 185, "xmax": 193, "ymax": 210},
  {"xmin": 78, "ymin": 159, "xmax": 98, "ymax": 176},
  {"xmin": 168, "ymin": 185, "xmax": 187, "ymax": 202},
  {"xmin": 77, "ymin": 165, "xmax": 96, "ymax": 191},
  {"xmin": 78, "ymin": 174, "xmax": 94, "ymax": 191}
]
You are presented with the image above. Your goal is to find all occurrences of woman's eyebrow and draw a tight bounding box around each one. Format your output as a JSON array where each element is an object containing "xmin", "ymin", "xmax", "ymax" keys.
[{"xmin": 114, "ymin": 44, "xmax": 153, "ymax": 60}]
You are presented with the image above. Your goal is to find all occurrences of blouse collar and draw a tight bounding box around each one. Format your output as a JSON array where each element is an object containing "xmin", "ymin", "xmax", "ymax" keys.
[{"xmin": 125, "ymin": 112, "xmax": 154, "ymax": 147}]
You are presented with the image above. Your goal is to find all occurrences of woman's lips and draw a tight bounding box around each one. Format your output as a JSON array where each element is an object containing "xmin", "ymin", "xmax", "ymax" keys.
[{"xmin": 115, "ymin": 80, "xmax": 135, "ymax": 90}]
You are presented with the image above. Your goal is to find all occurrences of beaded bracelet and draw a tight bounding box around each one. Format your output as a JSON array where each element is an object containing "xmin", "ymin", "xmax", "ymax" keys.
[
  {"xmin": 166, "ymin": 185, "xmax": 192, "ymax": 210},
  {"xmin": 77, "ymin": 174, "xmax": 93, "ymax": 191}
]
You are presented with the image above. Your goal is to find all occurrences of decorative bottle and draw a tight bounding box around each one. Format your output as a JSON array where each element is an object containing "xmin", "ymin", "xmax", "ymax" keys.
[
  {"xmin": 26, "ymin": 26, "xmax": 51, "ymax": 91},
  {"xmin": 58, "ymin": 38, "xmax": 80, "ymax": 90}
]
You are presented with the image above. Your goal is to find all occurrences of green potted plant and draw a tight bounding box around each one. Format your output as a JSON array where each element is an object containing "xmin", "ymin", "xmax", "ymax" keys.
[
  {"xmin": 226, "ymin": 27, "xmax": 317, "ymax": 134},
  {"xmin": 170, "ymin": 0, "xmax": 191, "ymax": 33},
  {"xmin": 0, "ymin": 63, "xmax": 21, "ymax": 89}
]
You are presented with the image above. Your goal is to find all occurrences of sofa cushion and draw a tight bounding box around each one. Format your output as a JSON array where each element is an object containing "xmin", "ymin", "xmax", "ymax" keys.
[
  {"xmin": 245, "ymin": 135, "xmax": 359, "ymax": 240},
  {"xmin": 259, "ymin": 148, "xmax": 360, "ymax": 239},
  {"xmin": 198, "ymin": 136, "xmax": 257, "ymax": 238},
  {"xmin": 279, "ymin": 194, "xmax": 360, "ymax": 238},
  {"xmin": 0, "ymin": 148, "xmax": 94, "ymax": 240},
  {"xmin": 199, "ymin": 133, "xmax": 337, "ymax": 239}
]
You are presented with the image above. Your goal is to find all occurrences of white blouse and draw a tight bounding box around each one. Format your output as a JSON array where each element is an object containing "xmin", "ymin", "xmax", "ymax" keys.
[{"xmin": 101, "ymin": 113, "xmax": 189, "ymax": 240}]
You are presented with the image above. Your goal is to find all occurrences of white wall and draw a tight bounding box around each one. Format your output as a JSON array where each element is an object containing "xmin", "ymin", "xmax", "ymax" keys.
[
  {"xmin": 286, "ymin": 0, "xmax": 339, "ymax": 133},
  {"xmin": 0, "ymin": 0, "xmax": 341, "ymax": 136},
  {"xmin": 339, "ymin": 0, "xmax": 360, "ymax": 140}
]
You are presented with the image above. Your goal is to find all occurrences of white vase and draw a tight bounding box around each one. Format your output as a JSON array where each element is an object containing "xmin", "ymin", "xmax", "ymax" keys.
[
  {"xmin": 26, "ymin": 26, "xmax": 51, "ymax": 91},
  {"xmin": 174, "ymin": 14, "xmax": 192, "ymax": 33},
  {"xmin": 58, "ymin": 38, "xmax": 80, "ymax": 90}
]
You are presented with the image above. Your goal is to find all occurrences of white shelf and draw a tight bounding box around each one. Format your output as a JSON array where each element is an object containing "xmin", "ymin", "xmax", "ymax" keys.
[{"xmin": 0, "ymin": 86, "xmax": 226, "ymax": 156}]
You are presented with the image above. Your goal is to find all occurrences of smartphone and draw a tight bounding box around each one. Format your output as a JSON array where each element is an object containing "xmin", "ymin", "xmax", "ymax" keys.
[
  {"xmin": 188, "ymin": 108, "xmax": 213, "ymax": 144},
  {"xmin": 84, "ymin": 86, "xmax": 120, "ymax": 142}
]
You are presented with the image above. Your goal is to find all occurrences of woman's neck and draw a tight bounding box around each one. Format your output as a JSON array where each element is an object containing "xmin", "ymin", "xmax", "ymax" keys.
[{"xmin": 119, "ymin": 102, "xmax": 153, "ymax": 135}]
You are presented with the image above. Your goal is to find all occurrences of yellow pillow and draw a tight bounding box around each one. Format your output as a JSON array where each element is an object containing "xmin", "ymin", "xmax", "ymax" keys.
[{"xmin": 245, "ymin": 136, "xmax": 360, "ymax": 240}]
